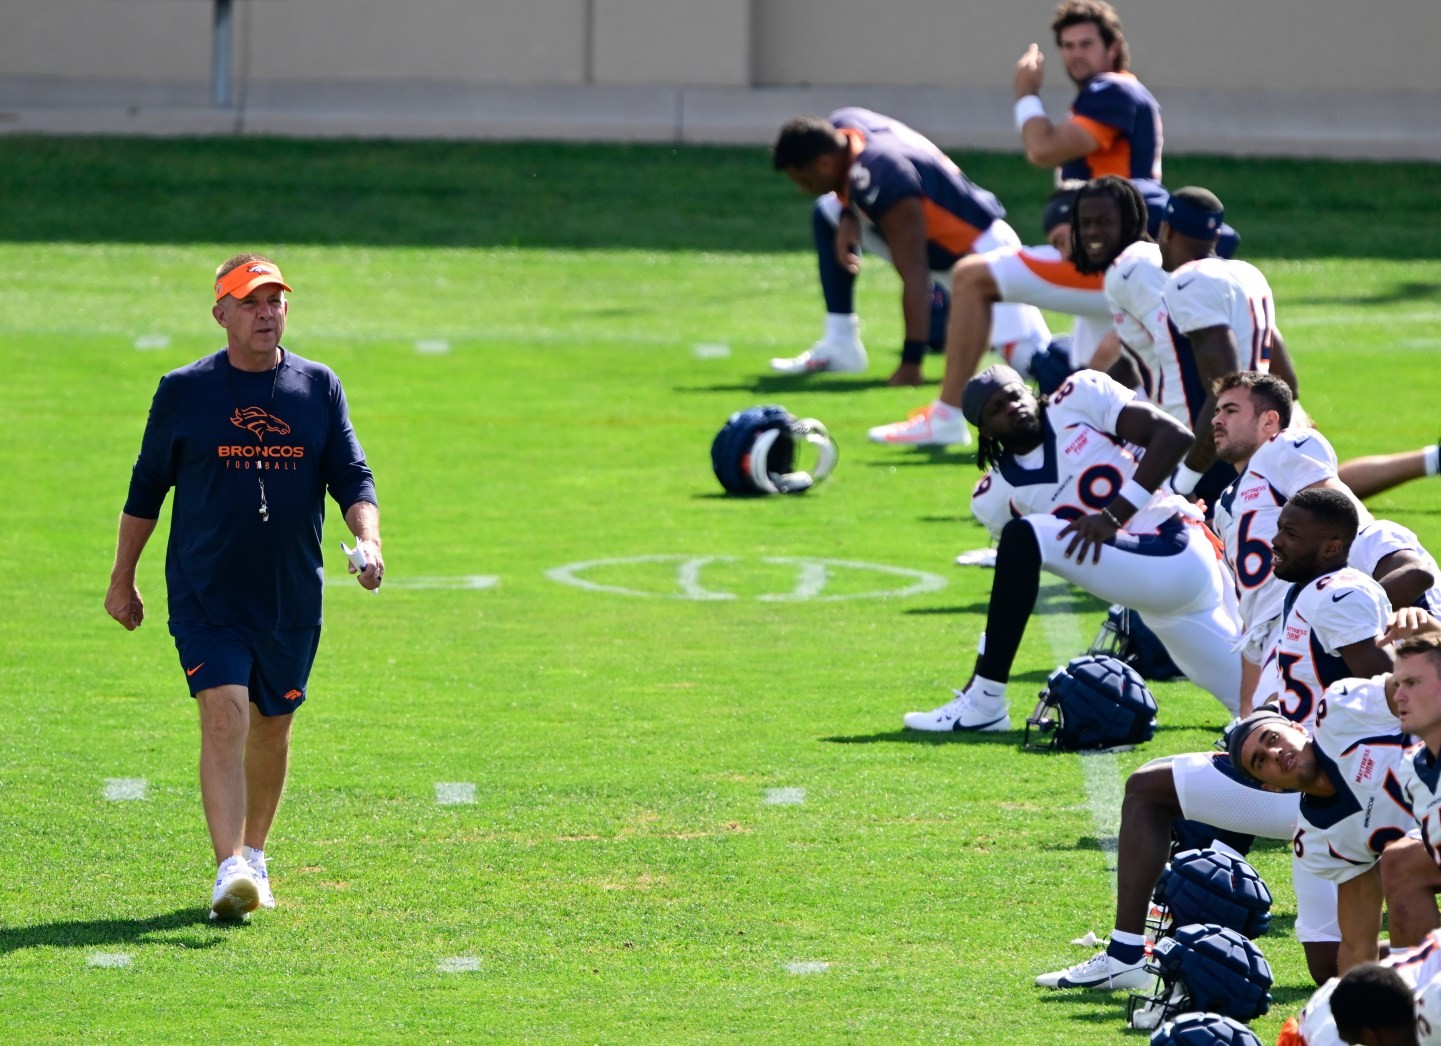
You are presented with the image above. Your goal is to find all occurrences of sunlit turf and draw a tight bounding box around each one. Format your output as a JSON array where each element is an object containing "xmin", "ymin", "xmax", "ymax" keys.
[{"xmin": 0, "ymin": 138, "xmax": 1438, "ymax": 1042}]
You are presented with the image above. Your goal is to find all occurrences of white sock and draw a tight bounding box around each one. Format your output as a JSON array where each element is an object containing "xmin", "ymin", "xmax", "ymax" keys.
[
  {"xmin": 930, "ymin": 400, "xmax": 960, "ymax": 420},
  {"xmin": 968, "ymin": 674, "xmax": 1007, "ymax": 704},
  {"xmin": 243, "ymin": 845, "xmax": 266, "ymax": 865},
  {"xmin": 824, "ymin": 313, "xmax": 859, "ymax": 342},
  {"xmin": 1426, "ymin": 445, "xmax": 1441, "ymax": 477},
  {"xmin": 1110, "ymin": 929, "xmax": 1145, "ymax": 948}
]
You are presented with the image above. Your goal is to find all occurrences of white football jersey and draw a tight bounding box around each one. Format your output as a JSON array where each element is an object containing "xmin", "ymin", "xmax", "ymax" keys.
[
  {"xmin": 1103, "ymin": 242, "xmax": 1188, "ymax": 424},
  {"xmin": 1256, "ymin": 567, "xmax": 1391, "ymax": 724},
  {"xmin": 1212, "ymin": 429, "xmax": 1342, "ymax": 632},
  {"xmin": 1288, "ymin": 929, "xmax": 1441, "ymax": 1045},
  {"xmin": 1351, "ymin": 518, "xmax": 1441, "ymax": 617},
  {"xmin": 1291, "ymin": 675, "xmax": 1410, "ymax": 884},
  {"xmin": 1400, "ymin": 742, "xmax": 1441, "ymax": 878},
  {"xmin": 970, "ymin": 369, "xmax": 1194, "ymax": 539},
  {"xmin": 1163, "ymin": 256, "xmax": 1280, "ymax": 373}
]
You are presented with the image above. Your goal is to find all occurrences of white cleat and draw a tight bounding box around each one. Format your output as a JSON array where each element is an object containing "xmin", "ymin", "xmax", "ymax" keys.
[
  {"xmin": 955, "ymin": 548, "xmax": 997, "ymax": 568},
  {"xmin": 902, "ymin": 687, "xmax": 1010, "ymax": 732},
  {"xmin": 246, "ymin": 851, "xmax": 276, "ymax": 910},
  {"xmin": 1035, "ymin": 950, "xmax": 1152, "ymax": 991},
  {"xmin": 769, "ymin": 337, "xmax": 868, "ymax": 375},
  {"xmin": 210, "ymin": 857, "xmax": 261, "ymax": 922},
  {"xmin": 867, "ymin": 403, "xmax": 972, "ymax": 446}
]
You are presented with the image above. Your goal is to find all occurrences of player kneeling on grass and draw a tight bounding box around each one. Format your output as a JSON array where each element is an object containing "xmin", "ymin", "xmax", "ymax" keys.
[
  {"xmin": 1278, "ymin": 949, "xmax": 1435, "ymax": 1046},
  {"xmin": 1387, "ymin": 625, "xmax": 1441, "ymax": 949},
  {"xmin": 1229, "ymin": 679, "xmax": 1412, "ymax": 977},
  {"xmin": 901, "ymin": 365, "xmax": 1242, "ymax": 733}
]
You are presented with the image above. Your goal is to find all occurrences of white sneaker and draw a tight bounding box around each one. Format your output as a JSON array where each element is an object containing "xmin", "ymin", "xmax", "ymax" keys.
[
  {"xmin": 1035, "ymin": 950, "xmax": 1152, "ymax": 991},
  {"xmin": 902, "ymin": 687, "xmax": 1010, "ymax": 732},
  {"xmin": 867, "ymin": 403, "xmax": 972, "ymax": 446},
  {"xmin": 769, "ymin": 337, "xmax": 868, "ymax": 375},
  {"xmin": 210, "ymin": 856, "xmax": 261, "ymax": 921},
  {"xmin": 246, "ymin": 850, "xmax": 276, "ymax": 909}
]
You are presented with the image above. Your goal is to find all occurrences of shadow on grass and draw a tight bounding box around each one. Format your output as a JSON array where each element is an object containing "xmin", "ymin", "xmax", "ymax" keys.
[
  {"xmin": 677, "ymin": 374, "xmax": 899, "ymax": 394},
  {"xmin": 820, "ymin": 729, "xmax": 1024, "ymax": 746},
  {"xmin": 864, "ymin": 448, "xmax": 976, "ymax": 467},
  {"xmin": 0, "ymin": 907, "xmax": 229, "ymax": 954}
]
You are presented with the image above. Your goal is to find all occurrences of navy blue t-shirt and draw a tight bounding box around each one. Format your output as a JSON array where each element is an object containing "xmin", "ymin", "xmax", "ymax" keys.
[{"xmin": 124, "ymin": 348, "xmax": 376, "ymax": 629}]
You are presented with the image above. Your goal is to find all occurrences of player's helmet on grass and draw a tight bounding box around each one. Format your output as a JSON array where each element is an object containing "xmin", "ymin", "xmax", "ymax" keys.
[
  {"xmin": 1025, "ymin": 654, "xmax": 1158, "ymax": 752},
  {"xmin": 1151, "ymin": 848, "xmax": 1272, "ymax": 942},
  {"xmin": 1128, "ymin": 924, "xmax": 1273, "ymax": 1031},
  {"xmin": 1089, "ymin": 604, "xmax": 1184, "ymax": 681},
  {"xmin": 1148, "ymin": 1012, "xmax": 1263, "ymax": 1045},
  {"xmin": 711, "ymin": 405, "xmax": 837, "ymax": 495}
]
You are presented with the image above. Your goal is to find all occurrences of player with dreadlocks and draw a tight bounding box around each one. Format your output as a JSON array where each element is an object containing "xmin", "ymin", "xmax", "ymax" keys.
[{"xmin": 901, "ymin": 362, "xmax": 1244, "ymax": 731}]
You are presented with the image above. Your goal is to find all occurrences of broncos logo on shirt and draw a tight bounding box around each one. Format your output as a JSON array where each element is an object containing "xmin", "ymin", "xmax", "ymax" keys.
[{"xmin": 230, "ymin": 406, "xmax": 292, "ymax": 442}]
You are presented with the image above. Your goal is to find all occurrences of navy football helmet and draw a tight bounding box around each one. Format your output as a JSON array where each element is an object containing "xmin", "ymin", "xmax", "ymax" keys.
[
  {"xmin": 1150, "ymin": 848, "xmax": 1272, "ymax": 942},
  {"xmin": 1128, "ymin": 924, "xmax": 1273, "ymax": 1031},
  {"xmin": 1170, "ymin": 819, "xmax": 1255, "ymax": 861},
  {"xmin": 1025, "ymin": 654, "xmax": 1158, "ymax": 752},
  {"xmin": 1028, "ymin": 334, "xmax": 1079, "ymax": 397},
  {"xmin": 1149, "ymin": 1012, "xmax": 1263, "ymax": 1046},
  {"xmin": 1089, "ymin": 604, "xmax": 1184, "ymax": 681},
  {"xmin": 710, "ymin": 406, "xmax": 837, "ymax": 496}
]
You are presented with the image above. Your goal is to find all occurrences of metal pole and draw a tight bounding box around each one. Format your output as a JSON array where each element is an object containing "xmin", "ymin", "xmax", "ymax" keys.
[{"xmin": 212, "ymin": 0, "xmax": 234, "ymax": 108}]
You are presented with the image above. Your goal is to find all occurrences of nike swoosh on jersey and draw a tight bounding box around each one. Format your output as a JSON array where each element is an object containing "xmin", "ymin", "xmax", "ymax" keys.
[
  {"xmin": 1120, "ymin": 266, "xmax": 1136, "ymax": 281},
  {"xmin": 1331, "ymin": 591, "xmax": 1353, "ymax": 603},
  {"xmin": 863, "ymin": 187, "xmax": 880, "ymax": 206},
  {"xmin": 1176, "ymin": 278, "xmax": 1195, "ymax": 290},
  {"xmin": 186, "ymin": 662, "xmax": 205, "ymax": 677},
  {"xmin": 1295, "ymin": 438, "xmax": 1311, "ymax": 447}
]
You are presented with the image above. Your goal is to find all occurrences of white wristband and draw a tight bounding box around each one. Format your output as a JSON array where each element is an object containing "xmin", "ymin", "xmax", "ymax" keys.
[
  {"xmin": 1118, "ymin": 479, "xmax": 1151, "ymax": 512},
  {"xmin": 1172, "ymin": 464, "xmax": 1205, "ymax": 495},
  {"xmin": 1014, "ymin": 95, "xmax": 1047, "ymax": 131}
]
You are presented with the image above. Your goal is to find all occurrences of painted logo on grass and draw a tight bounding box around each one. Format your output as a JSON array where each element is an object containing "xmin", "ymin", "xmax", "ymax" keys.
[{"xmin": 545, "ymin": 555, "xmax": 946, "ymax": 602}]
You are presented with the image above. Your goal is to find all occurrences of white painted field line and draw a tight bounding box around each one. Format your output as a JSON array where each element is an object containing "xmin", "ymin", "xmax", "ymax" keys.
[
  {"xmin": 437, "ymin": 956, "xmax": 481, "ymax": 973},
  {"xmin": 434, "ymin": 782, "xmax": 476, "ymax": 806},
  {"xmin": 765, "ymin": 787, "xmax": 806, "ymax": 806},
  {"xmin": 785, "ymin": 961, "xmax": 829, "ymax": 974},
  {"xmin": 133, "ymin": 335, "xmax": 170, "ymax": 350},
  {"xmin": 103, "ymin": 778, "xmax": 147, "ymax": 801},
  {"xmin": 88, "ymin": 953, "xmax": 132, "ymax": 968},
  {"xmin": 693, "ymin": 342, "xmax": 731, "ymax": 359},
  {"xmin": 1035, "ymin": 579, "xmax": 1122, "ymax": 886},
  {"xmin": 325, "ymin": 574, "xmax": 499, "ymax": 590},
  {"xmin": 414, "ymin": 339, "xmax": 450, "ymax": 355}
]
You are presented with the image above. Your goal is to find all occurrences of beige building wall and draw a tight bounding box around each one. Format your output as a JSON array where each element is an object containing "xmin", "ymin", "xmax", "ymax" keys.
[{"xmin": 0, "ymin": 0, "xmax": 1436, "ymax": 156}]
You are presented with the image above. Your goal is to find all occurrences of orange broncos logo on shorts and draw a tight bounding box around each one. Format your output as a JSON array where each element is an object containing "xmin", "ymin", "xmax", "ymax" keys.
[{"xmin": 284, "ymin": 689, "xmax": 303, "ymax": 702}]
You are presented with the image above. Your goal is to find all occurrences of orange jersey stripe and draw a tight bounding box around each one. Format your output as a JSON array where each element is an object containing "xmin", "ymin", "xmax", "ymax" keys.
[
  {"xmin": 1018, "ymin": 251, "xmax": 1105, "ymax": 291},
  {"xmin": 1071, "ymin": 114, "xmax": 1133, "ymax": 179},
  {"xmin": 920, "ymin": 198, "xmax": 985, "ymax": 256}
]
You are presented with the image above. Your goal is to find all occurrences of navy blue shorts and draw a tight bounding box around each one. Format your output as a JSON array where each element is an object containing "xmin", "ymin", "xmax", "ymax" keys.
[{"xmin": 169, "ymin": 621, "xmax": 321, "ymax": 717}]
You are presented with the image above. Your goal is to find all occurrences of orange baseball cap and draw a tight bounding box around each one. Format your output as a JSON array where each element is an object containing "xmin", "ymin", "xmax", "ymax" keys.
[{"xmin": 214, "ymin": 261, "xmax": 293, "ymax": 302}]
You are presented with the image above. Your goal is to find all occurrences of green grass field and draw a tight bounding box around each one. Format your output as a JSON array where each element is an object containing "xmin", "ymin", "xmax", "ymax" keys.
[{"xmin": 1, "ymin": 137, "xmax": 1439, "ymax": 1043}]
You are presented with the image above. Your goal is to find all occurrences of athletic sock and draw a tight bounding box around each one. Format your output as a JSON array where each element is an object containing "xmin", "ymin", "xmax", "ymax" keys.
[
  {"xmin": 1107, "ymin": 930, "xmax": 1146, "ymax": 966},
  {"xmin": 975, "ymin": 518, "xmax": 1041, "ymax": 683},
  {"xmin": 1426, "ymin": 444, "xmax": 1441, "ymax": 477},
  {"xmin": 813, "ymin": 202, "xmax": 857, "ymax": 313},
  {"xmin": 824, "ymin": 313, "xmax": 859, "ymax": 344},
  {"xmin": 243, "ymin": 845, "xmax": 266, "ymax": 865}
]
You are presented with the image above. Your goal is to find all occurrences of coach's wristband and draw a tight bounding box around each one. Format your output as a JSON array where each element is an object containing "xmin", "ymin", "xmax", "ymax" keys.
[
  {"xmin": 901, "ymin": 339, "xmax": 928, "ymax": 365},
  {"xmin": 1014, "ymin": 95, "xmax": 1047, "ymax": 131},
  {"xmin": 1118, "ymin": 479, "xmax": 1151, "ymax": 513},
  {"xmin": 1172, "ymin": 464, "xmax": 1205, "ymax": 495}
]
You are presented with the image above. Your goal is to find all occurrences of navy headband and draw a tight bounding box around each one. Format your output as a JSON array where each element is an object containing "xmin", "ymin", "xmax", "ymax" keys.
[
  {"xmin": 962, "ymin": 364, "xmax": 1026, "ymax": 428},
  {"xmin": 1164, "ymin": 193, "xmax": 1225, "ymax": 241}
]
